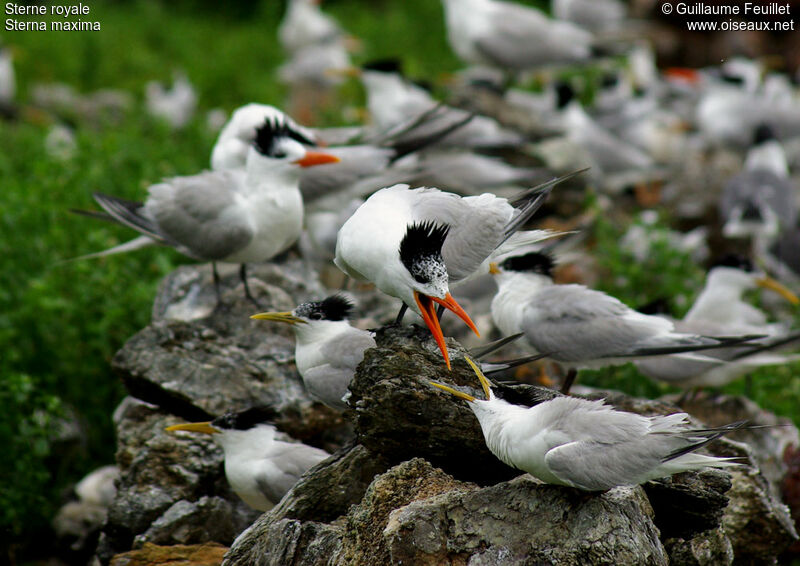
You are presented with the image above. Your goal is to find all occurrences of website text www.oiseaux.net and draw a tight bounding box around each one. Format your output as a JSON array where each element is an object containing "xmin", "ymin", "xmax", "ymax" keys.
[{"xmin": 662, "ymin": 2, "xmax": 795, "ymax": 32}]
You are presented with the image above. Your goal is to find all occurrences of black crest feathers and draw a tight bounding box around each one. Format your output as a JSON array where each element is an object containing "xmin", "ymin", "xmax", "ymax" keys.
[
  {"xmin": 253, "ymin": 115, "xmax": 316, "ymax": 157},
  {"xmin": 399, "ymin": 221, "xmax": 450, "ymax": 279},
  {"xmin": 500, "ymin": 251, "xmax": 555, "ymax": 277},
  {"xmin": 295, "ymin": 294, "xmax": 354, "ymax": 322},
  {"xmin": 710, "ymin": 253, "xmax": 755, "ymax": 273},
  {"xmin": 212, "ymin": 406, "xmax": 280, "ymax": 431},
  {"xmin": 362, "ymin": 58, "xmax": 403, "ymax": 75}
]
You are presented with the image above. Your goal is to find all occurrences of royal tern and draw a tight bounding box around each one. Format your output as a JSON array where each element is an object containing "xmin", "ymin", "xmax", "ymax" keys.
[
  {"xmin": 278, "ymin": 0, "xmax": 345, "ymax": 54},
  {"xmin": 440, "ymin": 0, "xmax": 593, "ymax": 73},
  {"xmin": 359, "ymin": 60, "xmax": 523, "ymax": 148},
  {"xmin": 551, "ymin": 0, "xmax": 625, "ymax": 33},
  {"xmin": 211, "ymin": 104, "xmax": 317, "ymax": 171},
  {"xmin": 720, "ymin": 125, "xmax": 795, "ymax": 243},
  {"xmin": 683, "ymin": 254, "xmax": 798, "ymax": 330},
  {"xmin": 251, "ymin": 295, "xmax": 376, "ymax": 410},
  {"xmin": 77, "ymin": 115, "xmax": 339, "ymax": 305},
  {"xmin": 145, "ymin": 72, "xmax": 197, "ymax": 130},
  {"xmin": 489, "ymin": 251, "xmax": 762, "ymax": 392},
  {"xmin": 251, "ymin": 295, "xmax": 546, "ymax": 409},
  {"xmin": 334, "ymin": 173, "xmax": 578, "ymax": 368},
  {"xmin": 634, "ymin": 255, "xmax": 800, "ymax": 388},
  {"xmin": 166, "ymin": 407, "xmax": 329, "ymax": 511},
  {"xmin": 209, "ymin": 102, "xmax": 471, "ymax": 207},
  {"xmin": 429, "ymin": 358, "xmax": 741, "ymax": 491}
]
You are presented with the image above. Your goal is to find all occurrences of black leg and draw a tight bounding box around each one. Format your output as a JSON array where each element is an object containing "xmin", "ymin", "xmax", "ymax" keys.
[
  {"xmin": 436, "ymin": 304, "xmax": 445, "ymax": 321},
  {"xmin": 240, "ymin": 263, "xmax": 261, "ymax": 308},
  {"xmin": 212, "ymin": 262, "xmax": 222, "ymax": 302},
  {"xmin": 560, "ymin": 368, "xmax": 578, "ymax": 395},
  {"xmin": 395, "ymin": 303, "xmax": 408, "ymax": 324}
]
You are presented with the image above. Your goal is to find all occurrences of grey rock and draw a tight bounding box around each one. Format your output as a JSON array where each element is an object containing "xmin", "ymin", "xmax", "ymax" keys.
[
  {"xmin": 227, "ymin": 458, "xmax": 669, "ymax": 566},
  {"xmin": 709, "ymin": 438, "xmax": 799, "ymax": 563},
  {"xmin": 226, "ymin": 519, "xmax": 343, "ymax": 566},
  {"xmin": 349, "ymin": 324, "xmax": 528, "ymax": 484},
  {"xmin": 675, "ymin": 393, "xmax": 800, "ymax": 494},
  {"xmin": 663, "ymin": 527, "xmax": 734, "ymax": 566},
  {"xmin": 97, "ymin": 401, "xmax": 230, "ymax": 563},
  {"xmin": 224, "ymin": 442, "xmax": 391, "ymax": 563},
  {"xmin": 383, "ymin": 474, "xmax": 667, "ymax": 566},
  {"xmin": 133, "ymin": 496, "xmax": 258, "ymax": 548}
]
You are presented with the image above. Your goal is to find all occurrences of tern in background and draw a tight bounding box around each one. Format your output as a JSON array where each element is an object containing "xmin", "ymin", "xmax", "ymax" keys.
[
  {"xmin": 358, "ymin": 60, "xmax": 523, "ymax": 148},
  {"xmin": 166, "ymin": 407, "xmax": 329, "ymax": 511},
  {"xmin": 334, "ymin": 172, "xmax": 580, "ymax": 369},
  {"xmin": 429, "ymin": 358, "xmax": 742, "ymax": 491},
  {"xmin": 75, "ymin": 115, "xmax": 339, "ymax": 306},
  {"xmin": 720, "ymin": 125, "xmax": 796, "ymax": 246},
  {"xmin": 635, "ymin": 255, "xmax": 800, "ymax": 389},
  {"xmin": 489, "ymin": 251, "xmax": 762, "ymax": 393},
  {"xmin": 209, "ymin": 102, "xmax": 473, "ymax": 208},
  {"xmin": 145, "ymin": 72, "xmax": 198, "ymax": 130},
  {"xmin": 440, "ymin": 0, "xmax": 593, "ymax": 74},
  {"xmin": 252, "ymin": 295, "xmax": 549, "ymax": 410},
  {"xmin": 278, "ymin": 0, "xmax": 345, "ymax": 54}
]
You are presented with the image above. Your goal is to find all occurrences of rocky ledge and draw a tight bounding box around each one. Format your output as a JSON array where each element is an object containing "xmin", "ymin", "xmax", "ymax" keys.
[{"xmin": 75, "ymin": 261, "xmax": 799, "ymax": 565}]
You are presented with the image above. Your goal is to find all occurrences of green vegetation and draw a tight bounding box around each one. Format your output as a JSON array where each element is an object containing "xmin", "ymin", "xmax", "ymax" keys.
[{"xmin": 2, "ymin": 0, "xmax": 799, "ymax": 560}]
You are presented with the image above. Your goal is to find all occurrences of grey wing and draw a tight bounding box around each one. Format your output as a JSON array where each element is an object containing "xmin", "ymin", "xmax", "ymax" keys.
[
  {"xmin": 439, "ymin": 194, "xmax": 513, "ymax": 282},
  {"xmin": 145, "ymin": 170, "xmax": 253, "ymax": 260},
  {"xmin": 545, "ymin": 436, "xmax": 672, "ymax": 490},
  {"xmin": 477, "ymin": 4, "xmax": 591, "ymax": 69},
  {"xmin": 303, "ymin": 330, "xmax": 375, "ymax": 409},
  {"xmin": 300, "ymin": 145, "xmax": 395, "ymax": 202},
  {"xmin": 520, "ymin": 285, "xmax": 674, "ymax": 362},
  {"xmin": 543, "ymin": 403, "xmax": 687, "ymax": 490},
  {"xmin": 254, "ymin": 442, "xmax": 330, "ymax": 504}
]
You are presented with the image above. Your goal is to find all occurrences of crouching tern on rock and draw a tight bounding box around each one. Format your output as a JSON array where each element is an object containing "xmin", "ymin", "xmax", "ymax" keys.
[
  {"xmin": 429, "ymin": 359, "xmax": 743, "ymax": 491},
  {"xmin": 166, "ymin": 407, "xmax": 330, "ymax": 511},
  {"xmin": 251, "ymin": 294, "xmax": 549, "ymax": 410},
  {"xmin": 334, "ymin": 171, "xmax": 583, "ymax": 369}
]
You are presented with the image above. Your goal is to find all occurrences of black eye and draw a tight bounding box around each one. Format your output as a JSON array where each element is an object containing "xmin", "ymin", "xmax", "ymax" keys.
[
  {"xmin": 309, "ymin": 312, "xmax": 323, "ymax": 320},
  {"xmin": 272, "ymin": 150, "xmax": 287, "ymax": 158}
]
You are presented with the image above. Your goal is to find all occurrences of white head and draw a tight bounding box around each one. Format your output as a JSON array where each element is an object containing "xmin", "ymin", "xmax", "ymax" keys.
[
  {"xmin": 706, "ymin": 254, "xmax": 798, "ymax": 303},
  {"xmin": 211, "ymin": 103, "xmax": 317, "ymax": 170},
  {"xmin": 245, "ymin": 115, "xmax": 339, "ymax": 182},
  {"xmin": 250, "ymin": 294, "xmax": 356, "ymax": 344}
]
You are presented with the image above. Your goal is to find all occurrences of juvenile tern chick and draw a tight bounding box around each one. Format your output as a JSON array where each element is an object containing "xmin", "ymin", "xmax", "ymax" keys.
[
  {"xmin": 334, "ymin": 173, "xmax": 578, "ymax": 368},
  {"xmin": 430, "ymin": 359, "xmax": 741, "ymax": 491},
  {"xmin": 80, "ymin": 115, "xmax": 339, "ymax": 305},
  {"xmin": 251, "ymin": 295, "xmax": 375, "ymax": 411},
  {"xmin": 166, "ymin": 407, "xmax": 329, "ymax": 511},
  {"xmin": 490, "ymin": 251, "xmax": 762, "ymax": 393}
]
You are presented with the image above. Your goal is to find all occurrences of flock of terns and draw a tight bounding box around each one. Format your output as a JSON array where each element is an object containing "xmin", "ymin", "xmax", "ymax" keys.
[{"xmin": 12, "ymin": 0, "xmax": 800, "ymax": 517}]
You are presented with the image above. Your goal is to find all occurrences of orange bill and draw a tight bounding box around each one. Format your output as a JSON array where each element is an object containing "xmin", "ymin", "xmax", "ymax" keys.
[
  {"xmin": 415, "ymin": 291, "xmax": 452, "ymax": 370},
  {"xmin": 294, "ymin": 151, "xmax": 341, "ymax": 168},
  {"xmin": 431, "ymin": 292, "xmax": 480, "ymax": 338}
]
